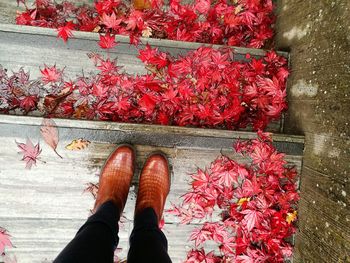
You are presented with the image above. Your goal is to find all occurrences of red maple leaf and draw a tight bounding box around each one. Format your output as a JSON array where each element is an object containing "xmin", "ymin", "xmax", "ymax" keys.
[
  {"xmin": 125, "ymin": 10, "xmax": 144, "ymax": 31},
  {"xmin": 95, "ymin": 0, "xmax": 120, "ymax": 14},
  {"xmin": 98, "ymin": 32, "xmax": 117, "ymax": 49},
  {"xmin": 191, "ymin": 169, "xmax": 211, "ymax": 190},
  {"xmin": 139, "ymin": 44, "xmax": 169, "ymax": 69},
  {"xmin": 0, "ymin": 228, "xmax": 12, "ymax": 255},
  {"xmin": 100, "ymin": 12, "xmax": 121, "ymax": 30},
  {"xmin": 190, "ymin": 226, "xmax": 212, "ymax": 247},
  {"xmin": 138, "ymin": 93, "xmax": 156, "ymax": 114},
  {"xmin": 16, "ymin": 9, "xmax": 37, "ymax": 25},
  {"xmin": 19, "ymin": 95, "xmax": 38, "ymax": 112},
  {"xmin": 186, "ymin": 249, "xmax": 220, "ymax": 263},
  {"xmin": 40, "ymin": 65, "xmax": 62, "ymax": 84},
  {"xmin": 57, "ymin": 21, "xmax": 75, "ymax": 42},
  {"xmin": 16, "ymin": 138, "xmax": 42, "ymax": 169},
  {"xmin": 241, "ymin": 209, "xmax": 263, "ymax": 232},
  {"xmin": 194, "ymin": 0, "xmax": 210, "ymax": 14}
]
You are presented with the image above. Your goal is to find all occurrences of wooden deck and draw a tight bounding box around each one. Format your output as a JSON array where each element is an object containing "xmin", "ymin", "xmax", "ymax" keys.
[
  {"xmin": 0, "ymin": 7, "xmax": 300, "ymax": 262},
  {"xmin": 0, "ymin": 115, "xmax": 304, "ymax": 262}
]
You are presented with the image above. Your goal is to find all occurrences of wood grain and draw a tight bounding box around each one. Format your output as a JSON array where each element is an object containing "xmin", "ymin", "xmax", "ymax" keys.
[
  {"xmin": 0, "ymin": 116, "xmax": 303, "ymax": 262},
  {"xmin": 275, "ymin": 1, "xmax": 350, "ymax": 262}
]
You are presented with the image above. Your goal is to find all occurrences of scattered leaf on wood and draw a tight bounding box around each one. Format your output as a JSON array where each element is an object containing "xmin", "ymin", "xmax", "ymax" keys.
[
  {"xmin": 40, "ymin": 118, "xmax": 62, "ymax": 158},
  {"xmin": 16, "ymin": 138, "xmax": 42, "ymax": 169},
  {"xmin": 0, "ymin": 227, "xmax": 13, "ymax": 255},
  {"xmin": 65, "ymin": 139, "xmax": 91, "ymax": 150}
]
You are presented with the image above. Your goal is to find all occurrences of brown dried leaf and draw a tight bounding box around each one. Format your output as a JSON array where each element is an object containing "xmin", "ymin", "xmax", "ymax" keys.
[
  {"xmin": 133, "ymin": 0, "xmax": 151, "ymax": 10},
  {"xmin": 40, "ymin": 118, "xmax": 62, "ymax": 158},
  {"xmin": 65, "ymin": 138, "xmax": 91, "ymax": 151}
]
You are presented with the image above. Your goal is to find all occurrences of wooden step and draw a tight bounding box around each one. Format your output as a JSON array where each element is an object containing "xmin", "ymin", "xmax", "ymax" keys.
[
  {"xmin": 0, "ymin": 114, "xmax": 304, "ymax": 262},
  {"xmin": 0, "ymin": 18, "xmax": 298, "ymax": 263},
  {"xmin": 0, "ymin": 23, "xmax": 289, "ymax": 132}
]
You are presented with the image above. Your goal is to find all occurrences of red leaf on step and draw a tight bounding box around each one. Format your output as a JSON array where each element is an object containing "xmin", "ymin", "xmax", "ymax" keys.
[
  {"xmin": 40, "ymin": 118, "xmax": 62, "ymax": 158},
  {"xmin": 139, "ymin": 93, "xmax": 156, "ymax": 114},
  {"xmin": 16, "ymin": 138, "xmax": 42, "ymax": 169},
  {"xmin": 0, "ymin": 228, "xmax": 13, "ymax": 255},
  {"xmin": 241, "ymin": 209, "xmax": 262, "ymax": 232},
  {"xmin": 98, "ymin": 32, "xmax": 117, "ymax": 49},
  {"xmin": 40, "ymin": 65, "xmax": 62, "ymax": 84},
  {"xmin": 57, "ymin": 21, "xmax": 75, "ymax": 42},
  {"xmin": 100, "ymin": 12, "xmax": 121, "ymax": 30},
  {"xmin": 19, "ymin": 95, "xmax": 38, "ymax": 113}
]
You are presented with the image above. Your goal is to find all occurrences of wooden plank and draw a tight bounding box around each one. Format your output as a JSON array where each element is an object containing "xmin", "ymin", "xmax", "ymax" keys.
[
  {"xmin": 302, "ymin": 132, "xmax": 350, "ymax": 178},
  {"xmin": 284, "ymin": 99, "xmax": 350, "ymax": 139},
  {"xmin": 0, "ymin": 115, "xmax": 303, "ymax": 262},
  {"xmin": 0, "ymin": 23, "xmax": 289, "ymax": 58},
  {"xmin": 0, "ymin": 115, "xmax": 305, "ymax": 155},
  {"xmin": 275, "ymin": 1, "xmax": 350, "ymax": 262},
  {"xmin": 0, "ymin": 218, "xmax": 197, "ymax": 263},
  {"xmin": 294, "ymin": 166, "xmax": 350, "ymax": 263}
]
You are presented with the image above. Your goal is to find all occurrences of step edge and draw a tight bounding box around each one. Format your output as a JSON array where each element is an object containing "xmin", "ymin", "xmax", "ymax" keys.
[
  {"xmin": 0, "ymin": 23, "xmax": 290, "ymax": 58},
  {"xmin": 0, "ymin": 114, "xmax": 305, "ymax": 144}
]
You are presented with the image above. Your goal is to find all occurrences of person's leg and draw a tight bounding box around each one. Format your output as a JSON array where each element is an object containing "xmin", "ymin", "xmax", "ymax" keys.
[
  {"xmin": 54, "ymin": 201, "xmax": 119, "ymax": 263},
  {"xmin": 54, "ymin": 145, "xmax": 135, "ymax": 263},
  {"xmin": 127, "ymin": 207, "xmax": 171, "ymax": 263},
  {"xmin": 128, "ymin": 153, "xmax": 172, "ymax": 263}
]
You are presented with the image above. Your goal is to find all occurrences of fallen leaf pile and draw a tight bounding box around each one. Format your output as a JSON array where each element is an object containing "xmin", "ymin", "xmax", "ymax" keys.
[
  {"xmin": 17, "ymin": 0, "xmax": 276, "ymax": 48},
  {"xmin": 0, "ymin": 47, "xmax": 289, "ymax": 131},
  {"xmin": 168, "ymin": 131, "xmax": 299, "ymax": 262}
]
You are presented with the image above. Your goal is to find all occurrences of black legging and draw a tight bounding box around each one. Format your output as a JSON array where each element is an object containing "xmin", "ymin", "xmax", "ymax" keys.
[{"xmin": 54, "ymin": 201, "xmax": 172, "ymax": 263}]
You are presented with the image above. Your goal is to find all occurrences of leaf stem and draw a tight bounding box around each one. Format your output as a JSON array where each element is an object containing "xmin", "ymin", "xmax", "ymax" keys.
[{"xmin": 54, "ymin": 149, "xmax": 63, "ymax": 159}]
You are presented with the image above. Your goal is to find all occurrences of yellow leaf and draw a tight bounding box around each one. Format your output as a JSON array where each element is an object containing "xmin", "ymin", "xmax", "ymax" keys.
[
  {"xmin": 237, "ymin": 197, "xmax": 250, "ymax": 206},
  {"xmin": 65, "ymin": 139, "xmax": 91, "ymax": 151},
  {"xmin": 286, "ymin": 211, "xmax": 298, "ymax": 224}
]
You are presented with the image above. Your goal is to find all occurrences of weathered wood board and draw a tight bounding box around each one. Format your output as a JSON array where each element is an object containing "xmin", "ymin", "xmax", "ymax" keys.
[
  {"xmin": 0, "ymin": 114, "xmax": 304, "ymax": 262},
  {"xmin": 275, "ymin": 1, "xmax": 350, "ymax": 262},
  {"xmin": 0, "ymin": 23, "xmax": 288, "ymax": 132},
  {"xmin": 0, "ymin": 5, "xmax": 298, "ymax": 262}
]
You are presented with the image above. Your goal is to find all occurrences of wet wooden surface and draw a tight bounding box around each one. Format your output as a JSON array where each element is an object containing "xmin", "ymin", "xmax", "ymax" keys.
[
  {"xmin": 275, "ymin": 1, "xmax": 350, "ymax": 262},
  {"xmin": 0, "ymin": 3, "xmax": 299, "ymax": 262},
  {"xmin": 0, "ymin": 115, "xmax": 304, "ymax": 262}
]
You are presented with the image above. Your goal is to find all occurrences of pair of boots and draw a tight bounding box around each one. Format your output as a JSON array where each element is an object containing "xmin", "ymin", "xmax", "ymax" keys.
[{"xmin": 94, "ymin": 144, "xmax": 170, "ymax": 225}]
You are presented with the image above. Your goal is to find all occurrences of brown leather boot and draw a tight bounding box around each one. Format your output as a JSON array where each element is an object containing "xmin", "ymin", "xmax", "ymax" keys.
[
  {"xmin": 93, "ymin": 144, "xmax": 135, "ymax": 214},
  {"xmin": 135, "ymin": 153, "xmax": 170, "ymax": 222}
]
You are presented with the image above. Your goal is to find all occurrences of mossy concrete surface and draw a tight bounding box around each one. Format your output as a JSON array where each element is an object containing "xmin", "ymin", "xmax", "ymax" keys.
[{"xmin": 275, "ymin": 1, "xmax": 350, "ymax": 262}]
